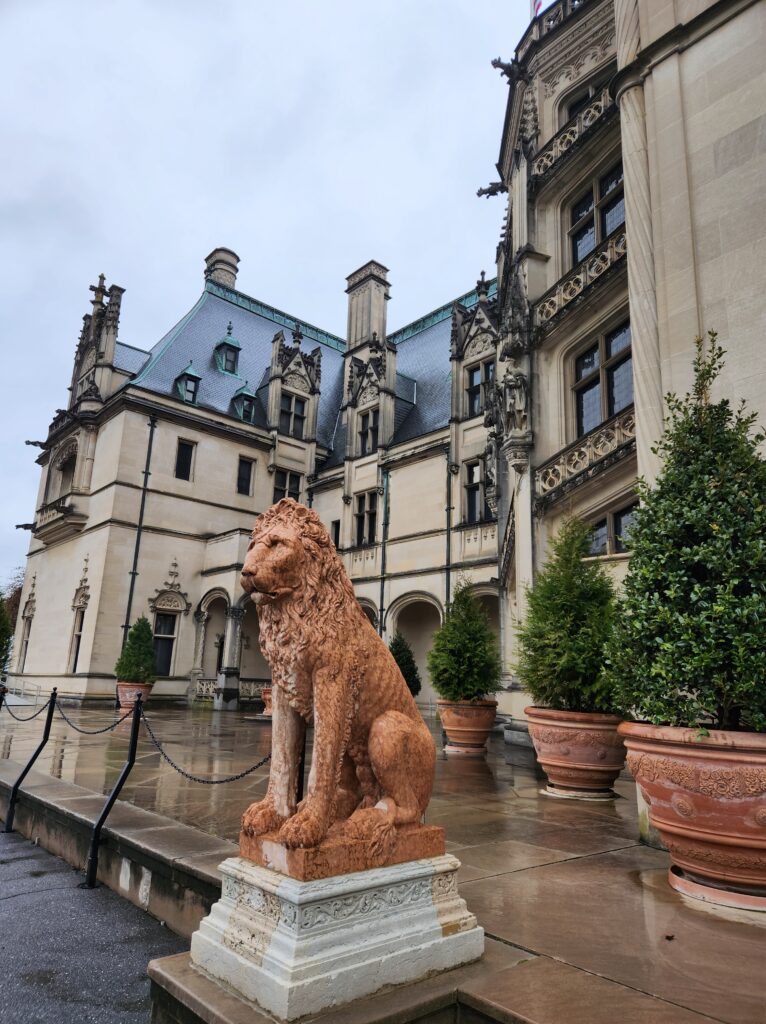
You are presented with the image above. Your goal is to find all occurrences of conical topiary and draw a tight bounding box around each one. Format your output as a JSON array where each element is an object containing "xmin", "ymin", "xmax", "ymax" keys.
[
  {"xmin": 605, "ymin": 333, "xmax": 766, "ymax": 732},
  {"xmin": 389, "ymin": 631, "xmax": 421, "ymax": 697},
  {"xmin": 515, "ymin": 517, "xmax": 616, "ymax": 713},
  {"xmin": 427, "ymin": 580, "xmax": 501, "ymax": 702},
  {"xmin": 0, "ymin": 593, "xmax": 13, "ymax": 675},
  {"xmin": 115, "ymin": 616, "xmax": 156, "ymax": 684}
]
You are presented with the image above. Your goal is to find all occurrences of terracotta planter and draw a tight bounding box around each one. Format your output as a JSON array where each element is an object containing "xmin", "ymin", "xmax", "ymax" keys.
[
  {"xmin": 261, "ymin": 685, "xmax": 273, "ymax": 717},
  {"xmin": 437, "ymin": 699, "xmax": 497, "ymax": 758},
  {"xmin": 116, "ymin": 681, "xmax": 153, "ymax": 709},
  {"xmin": 525, "ymin": 706, "xmax": 626, "ymax": 797},
  {"xmin": 620, "ymin": 722, "xmax": 766, "ymax": 910}
]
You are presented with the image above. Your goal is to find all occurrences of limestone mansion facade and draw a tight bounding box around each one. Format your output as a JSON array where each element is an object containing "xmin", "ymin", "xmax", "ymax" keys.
[{"xmin": 10, "ymin": 0, "xmax": 766, "ymax": 724}]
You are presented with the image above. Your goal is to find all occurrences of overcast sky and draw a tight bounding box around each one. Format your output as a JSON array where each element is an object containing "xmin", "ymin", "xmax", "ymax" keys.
[{"xmin": 0, "ymin": 0, "xmax": 530, "ymax": 585}]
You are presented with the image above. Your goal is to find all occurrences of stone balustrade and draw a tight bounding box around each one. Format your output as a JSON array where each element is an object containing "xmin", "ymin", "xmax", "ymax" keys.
[
  {"xmin": 531, "ymin": 87, "xmax": 614, "ymax": 182},
  {"xmin": 533, "ymin": 228, "xmax": 627, "ymax": 331},
  {"xmin": 534, "ymin": 408, "xmax": 636, "ymax": 510}
]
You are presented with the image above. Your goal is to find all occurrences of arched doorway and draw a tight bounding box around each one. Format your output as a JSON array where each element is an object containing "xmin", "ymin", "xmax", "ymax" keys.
[
  {"xmin": 389, "ymin": 594, "xmax": 443, "ymax": 711},
  {"xmin": 240, "ymin": 599, "xmax": 271, "ymax": 692},
  {"xmin": 201, "ymin": 596, "xmax": 228, "ymax": 680},
  {"xmin": 358, "ymin": 600, "xmax": 378, "ymax": 630}
]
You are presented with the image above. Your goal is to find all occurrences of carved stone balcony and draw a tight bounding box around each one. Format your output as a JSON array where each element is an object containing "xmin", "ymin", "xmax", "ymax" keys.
[
  {"xmin": 533, "ymin": 228, "xmax": 627, "ymax": 333},
  {"xmin": 457, "ymin": 521, "xmax": 498, "ymax": 564},
  {"xmin": 517, "ymin": 0, "xmax": 592, "ymax": 60},
  {"xmin": 533, "ymin": 408, "xmax": 636, "ymax": 512},
  {"xmin": 531, "ymin": 87, "xmax": 615, "ymax": 186},
  {"xmin": 33, "ymin": 494, "xmax": 88, "ymax": 544}
]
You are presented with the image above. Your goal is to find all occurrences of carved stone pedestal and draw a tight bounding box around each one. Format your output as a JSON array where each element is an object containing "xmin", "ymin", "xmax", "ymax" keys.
[{"xmin": 188, "ymin": 854, "xmax": 484, "ymax": 1021}]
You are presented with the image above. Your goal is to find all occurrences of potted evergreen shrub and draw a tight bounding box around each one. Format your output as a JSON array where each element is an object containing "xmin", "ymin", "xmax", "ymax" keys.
[
  {"xmin": 607, "ymin": 334, "xmax": 766, "ymax": 909},
  {"xmin": 427, "ymin": 580, "xmax": 501, "ymax": 757},
  {"xmin": 389, "ymin": 631, "xmax": 421, "ymax": 699},
  {"xmin": 115, "ymin": 616, "xmax": 157, "ymax": 708},
  {"xmin": 516, "ymin": 517, "xmax": 625, "ymax": 798}
]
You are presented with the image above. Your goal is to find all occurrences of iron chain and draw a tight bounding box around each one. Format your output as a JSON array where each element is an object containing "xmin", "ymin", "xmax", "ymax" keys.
[
  {"xmin": 1, "ymin": 699, "xmax": 51, "ymax": 723},
  {"xmin": 55, "ymin": 701, "xmax": 133, "ymax": 734},
  {"xmin": 140, "ymin": 708, "xmax": 271, "ymax": 784}
]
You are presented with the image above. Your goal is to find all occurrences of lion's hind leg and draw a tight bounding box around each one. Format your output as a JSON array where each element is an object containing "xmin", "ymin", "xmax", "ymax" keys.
[{"xmin": 367, "ymin": 710, "xmax": 435, "ymax": 826}]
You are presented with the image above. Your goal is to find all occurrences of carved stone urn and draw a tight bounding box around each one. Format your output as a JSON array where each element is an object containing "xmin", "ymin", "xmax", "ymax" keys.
[
  {"xmin": 619, "ymin": 722, "xmax": 766, "ymax": 911},
  {"xmin": 437, "ymin": 699, "xmax": 497, "ymax": 758},
  {"xmin": 260, "ymin": 685, "xmax": 273, "ymax": 717},
  {"xmin": 525, "ymin": 707, "xmax": 626, "ymax": 797}
]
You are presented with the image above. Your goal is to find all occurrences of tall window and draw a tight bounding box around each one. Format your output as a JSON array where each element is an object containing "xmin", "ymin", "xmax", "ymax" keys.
[
  {"xmin": 68, "ymin": 608, "xmax": 85, "ymax": 673},
  {"xmin": 153, "ymin": 612, "xmax": 177, "ymax": 676},
  {"xmin": 355, "ymin": 491, "xmax": 378, "ymax": 546},
  {"xmin": 588, "ymin": 501, "xmax": 638, "ymax": 556},
  {"xmin": 465, "ymin": 462, "xmax": 490, "ymax": 524},
  {"xmin": 466, "ymin": 360, "xmax": 495, "ymax": 418},
  {"xmin": 273, "ymin": 469, "xmax": 301, "ymax": 502},
  {"xmin": 573, "ymin": 321, "xmax": 633, "ymax": 437},
  {"xmin": 279, "ymin": 392, "xmax": 306, "ymax": 440},
  {"xmin": 331, "ymin": 520, "xmax": 341, "ymax": 548},
  {"xmin": 17, "ymin": 617, "xmax": 32, "ymax": 673},
  {"xmin": 175, "ymin": 440, "xmax": 195, "ymax": 481},
  {"xmin": 358, "ymin": 408, "xmax": 379, "ymax": 456},
  {"xmin": 59, "ymin": 452, "xmax": 77, "ymax": 496},
  {"xmin": 237, "ymin": 457, "xmax": 253, "ymax": 496},
  {"xmin": 563, "ymin": 73, "xmax": 611, "ymax": 124},
  {"xmin": 569, "ymin": 161, "xmax": 624, "ymax": 266}
]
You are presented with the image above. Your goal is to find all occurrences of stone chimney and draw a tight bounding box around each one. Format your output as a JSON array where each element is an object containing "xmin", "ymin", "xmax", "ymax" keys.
[
  {"xmin": 204, "ymin": 248, "xmax": 240, "ymax": 289},
  {"xmin": 346, "ymin": 261, "xmax": 390, "ymax": 349}
]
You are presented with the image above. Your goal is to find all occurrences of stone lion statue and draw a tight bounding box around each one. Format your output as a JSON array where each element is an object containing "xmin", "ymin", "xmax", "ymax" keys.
[{"xmin": 240, "ymin": 498, "xmax": 436, "ymax": 852}]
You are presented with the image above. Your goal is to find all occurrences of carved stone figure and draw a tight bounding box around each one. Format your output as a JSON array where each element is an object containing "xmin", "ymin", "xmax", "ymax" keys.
[
  {"xmin": 504, "ymin": 369, "xmax": 528, "ymax": 433},
  {"xmin": 240, "ymin": 499, "xmax": 437, "ymax": 860}
]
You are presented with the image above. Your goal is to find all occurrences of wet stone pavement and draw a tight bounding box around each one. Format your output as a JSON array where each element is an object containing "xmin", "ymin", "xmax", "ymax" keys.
[{"xmin": 2, "ymin": 702, "xmax": 765, "ymax": 1023}]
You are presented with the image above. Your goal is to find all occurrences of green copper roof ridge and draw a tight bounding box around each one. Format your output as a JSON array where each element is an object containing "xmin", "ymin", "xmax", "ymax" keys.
[
  {"xmin": 132, "ymin": 292, "xmax": 210, "ymax": 384},
  {"xmin": 205, "ymin": 280, "xmax": 347, "ymax": 353},
  {"xmin": 116, "ymin": 340, "xmax": 151, "ymax": 355},
  {"xmin": 389, "ymin": 278, "xmax": 498, "ymax": 347}
]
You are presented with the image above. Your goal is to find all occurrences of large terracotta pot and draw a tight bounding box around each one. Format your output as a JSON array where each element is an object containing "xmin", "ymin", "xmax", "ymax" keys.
[
  {"xmin": 116, "ymin": 681, "xmax": 153, "ymax": 709},
  {"xmin": 525, "ymin": 706, "xmax": 626, "ymax": 797},
  {"xmin": 620, "ymin": 722, "xmax": 766, "ymax": 910},
  {"xmin": 437, "ymin": 699, "xmax": 497, "ymax": 758}
]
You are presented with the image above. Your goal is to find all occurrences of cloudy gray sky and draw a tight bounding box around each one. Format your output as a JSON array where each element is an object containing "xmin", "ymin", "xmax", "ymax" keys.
[{"xmin": 0, "ymin": 0, "xmax": 529, "ymax": 584}]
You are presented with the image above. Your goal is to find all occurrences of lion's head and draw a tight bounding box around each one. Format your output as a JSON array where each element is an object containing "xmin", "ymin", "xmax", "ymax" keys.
[{"xmin": 241, "ymin": 499, "xmax": 362, "ymax": 668}]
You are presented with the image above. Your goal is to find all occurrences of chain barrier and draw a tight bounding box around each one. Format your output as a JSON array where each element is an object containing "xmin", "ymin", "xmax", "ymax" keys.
[
  {"xmin": 2, "ymin": 699, "xmax": 52, "ymax": 723},
  {"xmin": 54, "ymin": 700, "xmax": 133, "ymax": 735},
  {"xmin": 140, "ymin": 707, "xmax": 271, "ymax": 784}
]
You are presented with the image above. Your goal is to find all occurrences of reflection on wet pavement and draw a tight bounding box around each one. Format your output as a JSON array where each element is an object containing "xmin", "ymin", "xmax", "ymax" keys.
[{"xmin": 2, "ymin": 704, "xmax": 764, "ymax": 1023}]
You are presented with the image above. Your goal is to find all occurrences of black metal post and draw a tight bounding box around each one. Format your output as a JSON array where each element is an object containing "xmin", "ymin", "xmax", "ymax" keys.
[
  {"xmin": 0, "ymin": 685, "xmax": 7, "ymax": 714},
  {"xmin": 296, "ymin": 727, "xmax": 308, "ymax": 804},
  {"xmin": 81, "ymin": 695, "xmax": 142, "ymax": 889},
  {"xmin": 4, "ymin": 688, "xmax": 57, "ymax": 833}
]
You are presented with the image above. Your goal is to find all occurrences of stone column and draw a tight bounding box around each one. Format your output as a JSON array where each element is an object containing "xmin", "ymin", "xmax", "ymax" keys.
[
  {"xmin": 214, "ymin": 605, "xmax": 244, "ymax": 712},
  {"xmin": 188, "ymin": 610, "xmax": 208, "ymax": 701},
  {"xmin": 614, "ymin": 0, "xmax": 663, "ymax": 483}
]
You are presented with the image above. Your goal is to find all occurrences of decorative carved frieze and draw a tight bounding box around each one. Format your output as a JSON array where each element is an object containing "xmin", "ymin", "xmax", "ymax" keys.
[
  {"xmin": 627, "ymin": 752, "xmax": 766, "ymax": 799},
  {"xmin": 534, "ymin": 408, "xmax": 635, "ymax": 511},
  {"xmin": 531, "ymin": 87, "xmax": 614, "ymax": 182},
  {"xmin": 533, "ymin": 229, "xmax": 627, "ymax": 331},
  {"xmin": 149, "ymin": 558, "xmax": 192, "ymax": 615}
]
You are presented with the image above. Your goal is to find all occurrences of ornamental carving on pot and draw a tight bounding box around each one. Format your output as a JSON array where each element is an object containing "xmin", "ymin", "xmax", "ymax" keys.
[
  {"xmin": 627, "ymin": 753, "xmax": 766, "ymax": 799},
  {"xmin": 532, "ymin": 726, "xmax": 624, "ymax": 749},
  {"xmin": 665, "ymin": 839, "xmax": 766, "ymax": 871},
  {"xmin": 238, "ymin": 499, "xmax": 437, "ymax": 861}
]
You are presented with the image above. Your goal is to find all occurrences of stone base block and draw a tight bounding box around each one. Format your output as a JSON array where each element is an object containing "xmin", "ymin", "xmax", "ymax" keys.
[
  {"xmin": 240, "ymin": 822, "xmax": 445, "ymax": 881},
  {"xmin": 190, "ymin": 854, "xmax": 484, "ymax": 1021}
]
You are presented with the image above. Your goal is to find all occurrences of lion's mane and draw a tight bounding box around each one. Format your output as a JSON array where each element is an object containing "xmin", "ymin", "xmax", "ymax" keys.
[{"xmin": 252, "ymin": 499, "xmax": 364, "ymax": 680}]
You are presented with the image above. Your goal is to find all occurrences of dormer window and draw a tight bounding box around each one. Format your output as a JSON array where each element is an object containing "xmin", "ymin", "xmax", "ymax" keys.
[
  {"xmin": 232, "ymin": 382, "xmax": 256, "ymax": 424},
  {"xmin": 214, "ymin": 321, "xmax": 241, "ymax": 376},
  {"xmin": 175, "ymin": 363, "xmax": 202, "ymax": 405},
  {"xmin": 279, "ymin": 392, "xmax": 306, "ymax": 440},
  {"xmin": 359, "ymin": 408, "xmax": 379, "ymax": 456}
]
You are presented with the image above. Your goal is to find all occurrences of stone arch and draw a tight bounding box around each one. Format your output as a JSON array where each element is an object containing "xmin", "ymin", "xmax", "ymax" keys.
[
  {"xmin": 198, "ymin": 587, "xmax": 231, "ymax": 615},
  {"xmin": 467, "ymin": 583, "xmax": 501, "ymax": 649},
  {"xmin": 388, "ymin": 592, "xmax": 444, "ymax": 710},
  {"xmin": 357, "ymin": 598, "xmax": 378, "ymax": 629}
]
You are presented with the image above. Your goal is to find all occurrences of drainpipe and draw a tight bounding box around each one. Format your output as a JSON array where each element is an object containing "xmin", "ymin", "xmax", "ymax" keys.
[
  {"xmin": 445, "ymin": 447, "xmax": 454, "ymax": 611},
  {"xmin": 378, "ymin": 469, "xmax": 390, "ymax": 636},
  {"xmin": 122, "ymin": 415, "xmax": 158, "ymax": 648}
]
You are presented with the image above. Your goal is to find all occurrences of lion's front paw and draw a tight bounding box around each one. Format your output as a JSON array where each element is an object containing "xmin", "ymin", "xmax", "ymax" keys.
[
  {"xmin": 241, "ymin": 798, "xmax": 287, "ymax": 837},
  {"xmin": 277, "ymin": 806, "xmax": 327, "ymax": 849}
]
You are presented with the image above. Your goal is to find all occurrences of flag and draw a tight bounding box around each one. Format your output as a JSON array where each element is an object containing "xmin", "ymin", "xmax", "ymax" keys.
[{"xmin": 531, "ymin": 0, "xmax": 543, "ymax": 16}]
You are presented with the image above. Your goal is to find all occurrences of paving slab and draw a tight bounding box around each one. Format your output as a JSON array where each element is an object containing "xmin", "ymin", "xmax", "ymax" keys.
[{"xmin": 0, "ymin": 832, "xmax": 186, "ymax": 1024}]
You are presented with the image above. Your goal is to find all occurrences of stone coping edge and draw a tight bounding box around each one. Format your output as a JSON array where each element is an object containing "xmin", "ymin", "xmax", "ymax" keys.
[{"xmin": 0, "ymin": 758, "xmax": 235, "ymax": 937}]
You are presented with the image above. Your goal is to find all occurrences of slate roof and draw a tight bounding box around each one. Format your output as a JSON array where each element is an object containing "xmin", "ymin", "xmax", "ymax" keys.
[{"xmin": 116, "ymin": 277, "xmax": 496, "ymax": 459}]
